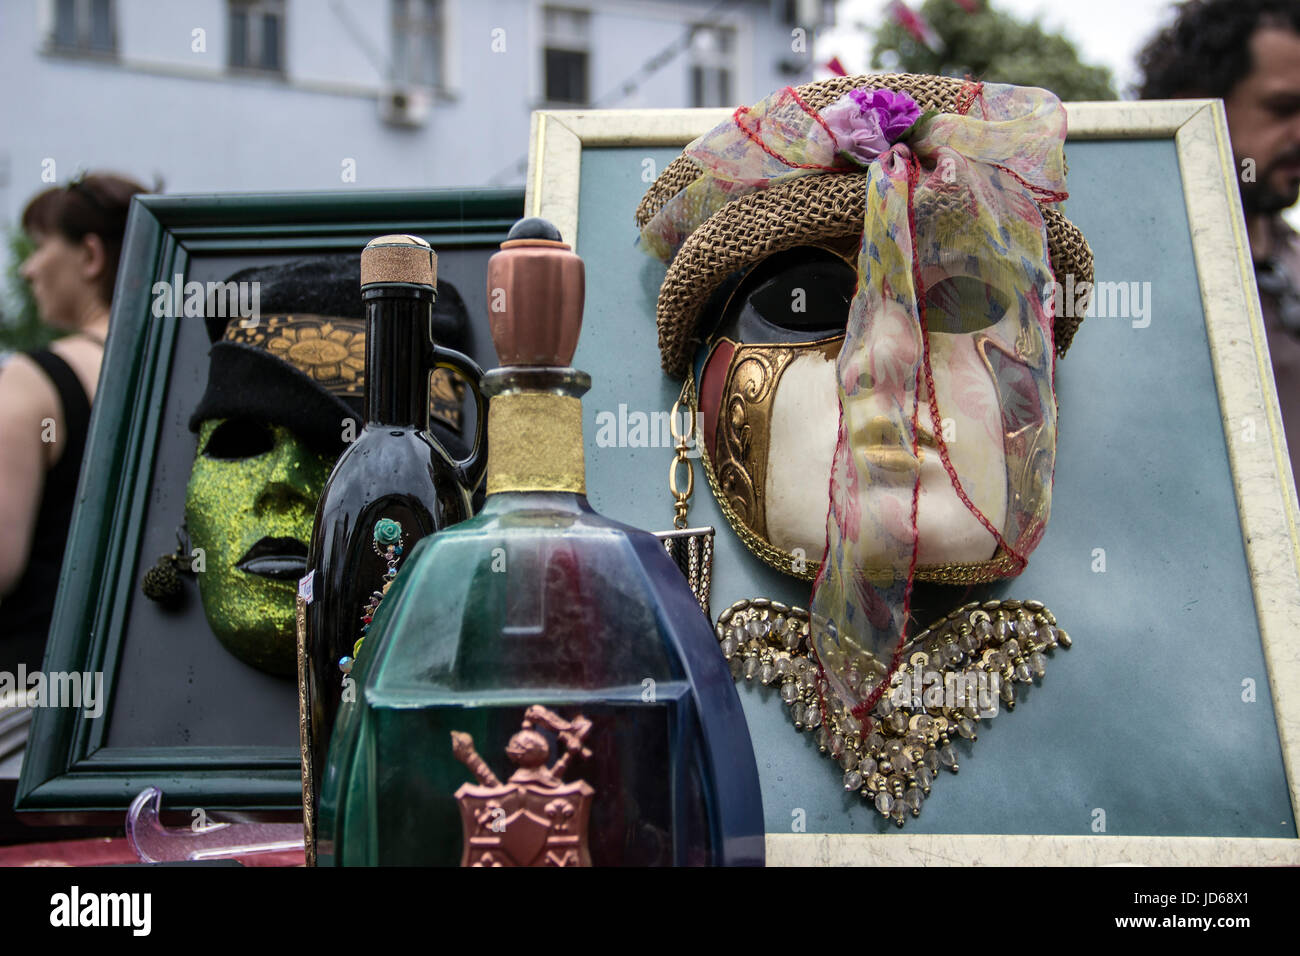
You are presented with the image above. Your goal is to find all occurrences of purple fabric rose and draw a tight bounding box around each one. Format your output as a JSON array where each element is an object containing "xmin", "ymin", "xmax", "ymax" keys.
[{"xmin": 822, "ymin": 88, "xmax": 923, "ymax": 166}]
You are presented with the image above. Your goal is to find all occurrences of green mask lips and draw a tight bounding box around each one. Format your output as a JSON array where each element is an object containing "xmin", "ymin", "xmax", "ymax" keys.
[{"xmin": 185, "ymin": 418, "xmax": 335, "ymax": 676}]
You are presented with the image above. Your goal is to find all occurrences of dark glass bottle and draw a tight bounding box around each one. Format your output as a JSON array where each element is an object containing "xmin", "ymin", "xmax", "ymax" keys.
[
  {"xmin": 318, "ymin": 219, "xmax": 765, "ymax": 867},
  {"xmin": 300, "ymin": 235, "xmax": 486, "ymax": 865}
]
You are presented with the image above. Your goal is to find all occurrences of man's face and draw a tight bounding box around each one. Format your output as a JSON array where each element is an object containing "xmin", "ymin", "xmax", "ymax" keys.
[
  {"xmin": 1227, "ymin": 27, "xmax": 1300, "ymax": 214},
  {"xmin": 185, "ymin": 418, "xmax": 335, "ymax": 676}
]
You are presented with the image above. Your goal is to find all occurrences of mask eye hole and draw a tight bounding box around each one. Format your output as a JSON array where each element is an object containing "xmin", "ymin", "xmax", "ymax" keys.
[
  {"xmin": 924, "ymin": 276, "xmax": 1010, "ymax": 334},
  {"xmin": 202, "ymin": 419, "xmax": 275, "ymax": 460},
  {"xmin": 701, "ymin": 246, "xmax": 857, "ymax": 347},
  {"xmin": 740, "ymin": 248, "xmax": 857, "ymax": 336}
]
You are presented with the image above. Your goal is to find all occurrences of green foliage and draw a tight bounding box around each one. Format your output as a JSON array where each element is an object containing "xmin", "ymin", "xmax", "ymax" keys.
[
  {"xmin": 1, "ymin": 227, "xmax": 57, "ymax": 352},
  {"xmin": 871, "ymin": 0, "xmax": 1117, "ymax": 102}
]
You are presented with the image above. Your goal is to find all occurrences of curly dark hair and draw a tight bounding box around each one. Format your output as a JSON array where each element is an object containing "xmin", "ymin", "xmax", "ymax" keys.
[{"xmin": 1137, "ymin": 0, "xmax": 1300, "ymax": 100}]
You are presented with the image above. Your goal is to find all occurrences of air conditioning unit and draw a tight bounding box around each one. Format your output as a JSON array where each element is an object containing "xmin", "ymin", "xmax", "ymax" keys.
[{"xmin": 379, "ymin": 86, "xmax": 432, "ymax": 128}]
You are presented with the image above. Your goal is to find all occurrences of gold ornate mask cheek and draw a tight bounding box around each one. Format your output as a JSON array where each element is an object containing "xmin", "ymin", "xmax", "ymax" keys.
[
  {"xmin": 185, "ymin": 419, "xmax": 335, "ymax": 676},
  {"xmin": 701, "ymin": 335, "xmax": 843, "ymax": 574}
]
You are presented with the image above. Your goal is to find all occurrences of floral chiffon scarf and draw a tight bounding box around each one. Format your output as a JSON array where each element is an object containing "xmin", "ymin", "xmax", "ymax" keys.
[{"xmin": 640, "ymin": 80, "xmax": 1069, "ymax": 724}]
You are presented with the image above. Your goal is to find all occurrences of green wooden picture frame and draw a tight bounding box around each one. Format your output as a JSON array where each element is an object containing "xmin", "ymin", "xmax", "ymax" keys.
[{"xmin": 16, "ymin": 189, "xmax": 523, "ymax": 821}]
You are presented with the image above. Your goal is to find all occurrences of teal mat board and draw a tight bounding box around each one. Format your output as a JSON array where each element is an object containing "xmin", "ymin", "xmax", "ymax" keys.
[{"xmin": 572, "ymin": 141, "xmax": 1295, "ymax": 838}]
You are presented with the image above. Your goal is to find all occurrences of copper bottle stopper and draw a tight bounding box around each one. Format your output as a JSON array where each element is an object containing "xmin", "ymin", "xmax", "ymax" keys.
[{"xmin": 486, "ymin": 218, "xmax": 584, "ymax": 367}]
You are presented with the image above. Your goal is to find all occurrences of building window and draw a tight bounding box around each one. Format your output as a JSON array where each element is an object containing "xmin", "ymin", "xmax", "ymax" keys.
[
  {"xmin": 543, "ymin": 7, "xmax": 589, "ymax": 105},
  {"xmin": 228, "ymin": 0, "xmax": 285, "ymax": 74},
  {"xmin": 690, "ymin": 25, "xmax": 735, "ymax": 108},
  {"xmin": 51, "ymin": 0, "xmax": 116, "ymax": 55},
  {"xmin": 778, "ymin": 0, "xmax": 834, "ymax": 27},
  {"xmin": 392, "ymin": 0, "xmax": 443, "ymax": 89}
]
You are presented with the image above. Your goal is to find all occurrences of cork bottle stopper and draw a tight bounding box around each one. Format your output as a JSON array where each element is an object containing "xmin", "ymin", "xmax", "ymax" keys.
[
  {"xmin": 361, "ymin": 234, "xmax": 437, "ymax": 288},
  {"xmin": 486, "ymin": 218, "xmax": 584, "ymax": 367}
]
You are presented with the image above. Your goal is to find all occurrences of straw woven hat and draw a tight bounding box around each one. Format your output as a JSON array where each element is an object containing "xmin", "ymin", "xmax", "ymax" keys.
[{"xmin": 636, "ymin": 73, "xmax": 1094, "ymax": 378}]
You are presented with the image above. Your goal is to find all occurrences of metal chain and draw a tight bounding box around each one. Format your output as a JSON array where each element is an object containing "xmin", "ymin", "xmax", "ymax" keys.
[{"xmin": 668, "ymin": 376, "xmax": 696, "ymax": 530}]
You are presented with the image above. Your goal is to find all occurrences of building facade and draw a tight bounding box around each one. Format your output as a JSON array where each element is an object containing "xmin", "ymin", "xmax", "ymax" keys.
[{"xmin": 0, "ymin": 0, "xmax": 834, "ymax": 227}]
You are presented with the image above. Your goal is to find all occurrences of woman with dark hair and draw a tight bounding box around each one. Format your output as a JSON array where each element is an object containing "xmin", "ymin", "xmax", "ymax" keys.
[{"xmin": 0, "ymin": 172, "xmax": 149, "ymax": 670}]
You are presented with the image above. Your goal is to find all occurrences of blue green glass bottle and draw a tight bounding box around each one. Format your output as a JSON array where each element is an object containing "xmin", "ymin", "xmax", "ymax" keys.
[{"xmin": 318, "ymin": 218, "xmax": 764, "ymax": 866}]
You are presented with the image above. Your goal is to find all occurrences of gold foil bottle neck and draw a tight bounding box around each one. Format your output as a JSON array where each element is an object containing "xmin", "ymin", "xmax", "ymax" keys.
[
  {"xmin": 485, "ymin": 391, "xmax": 586, "ymax": 496},
  {"xmin": 361, "ymin": 234, "xmax": 437, "ymax": 287}
]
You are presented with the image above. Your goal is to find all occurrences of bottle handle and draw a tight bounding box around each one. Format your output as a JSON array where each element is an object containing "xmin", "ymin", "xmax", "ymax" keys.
[{"xmin": 429, "ymin": 344, "xmax": 488, "ymax": 491}]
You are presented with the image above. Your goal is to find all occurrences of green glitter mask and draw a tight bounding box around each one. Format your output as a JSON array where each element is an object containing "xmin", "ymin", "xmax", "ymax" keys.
[{"xmin": 185, "ymin": 418, "xmax": 336, "ymax": 676}]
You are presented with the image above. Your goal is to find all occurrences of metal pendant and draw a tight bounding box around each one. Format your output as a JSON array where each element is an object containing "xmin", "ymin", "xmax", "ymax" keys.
[{"xmin": 653, "ymin": 526, "xmax": 715, "ymax": 617}]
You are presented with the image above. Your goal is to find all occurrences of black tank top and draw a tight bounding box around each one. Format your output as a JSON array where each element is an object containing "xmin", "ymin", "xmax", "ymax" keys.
[{"xmin": 0, "ymin": 349, "xmax": 92, "ymax": 672}]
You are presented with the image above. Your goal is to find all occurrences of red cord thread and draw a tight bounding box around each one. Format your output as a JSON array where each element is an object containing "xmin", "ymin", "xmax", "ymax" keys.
[
  {"xmin": 955, "ymin": 80, "xmax": 983, "ymax": 116},
  {"xmin": 987, "ymin": 162, "xmax": 1069, "ymax": 203},
  {"xmin": 788, "ymin": 85, "xmax": 841, "ymax": 151},
  {"xmin": 909, "ymin": 148, "xmax": 1030, "ymax": 573},
  {"xmin": 732, "ymin": 96, "xmax": 840, "ymax": 173}
]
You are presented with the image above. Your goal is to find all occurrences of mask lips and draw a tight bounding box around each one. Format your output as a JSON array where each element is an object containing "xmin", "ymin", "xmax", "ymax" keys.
[{"xmin": 236, "ymin": 535, "xmax": 310, "ymax": 581}]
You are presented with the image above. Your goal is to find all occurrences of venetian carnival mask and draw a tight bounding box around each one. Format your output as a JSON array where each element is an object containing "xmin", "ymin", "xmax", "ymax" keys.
[
  {"xmin": 186, "ymin": 417, "xmax": 336, "ymax": 675},
  {"xmin": 695, "ymin": 237, "xmax": 1049, "ymax": 575},
  {"xmin": 636, "ymin": 74, "xmax": 1094, "ymax": 826},
  {"xmin": 185, "ymin": 313, "xmax": 368, "ymax": 677},
  {"xmin": 174, "ymin": 257, "xmax": 475, "ymax": 677},
  {"xmin": 639, "ymin": 79, "xmax": 1090, "ymax": 598}
]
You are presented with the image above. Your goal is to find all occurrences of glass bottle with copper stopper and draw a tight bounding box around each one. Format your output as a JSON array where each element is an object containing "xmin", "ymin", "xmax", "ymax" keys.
[
  {"xmin": 317, "ymin": 218, "xmax": 765, "ymax": 866},
  {"xmin": 300, "ymin": 234, "xmax": 487, "ymax": 865}
]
